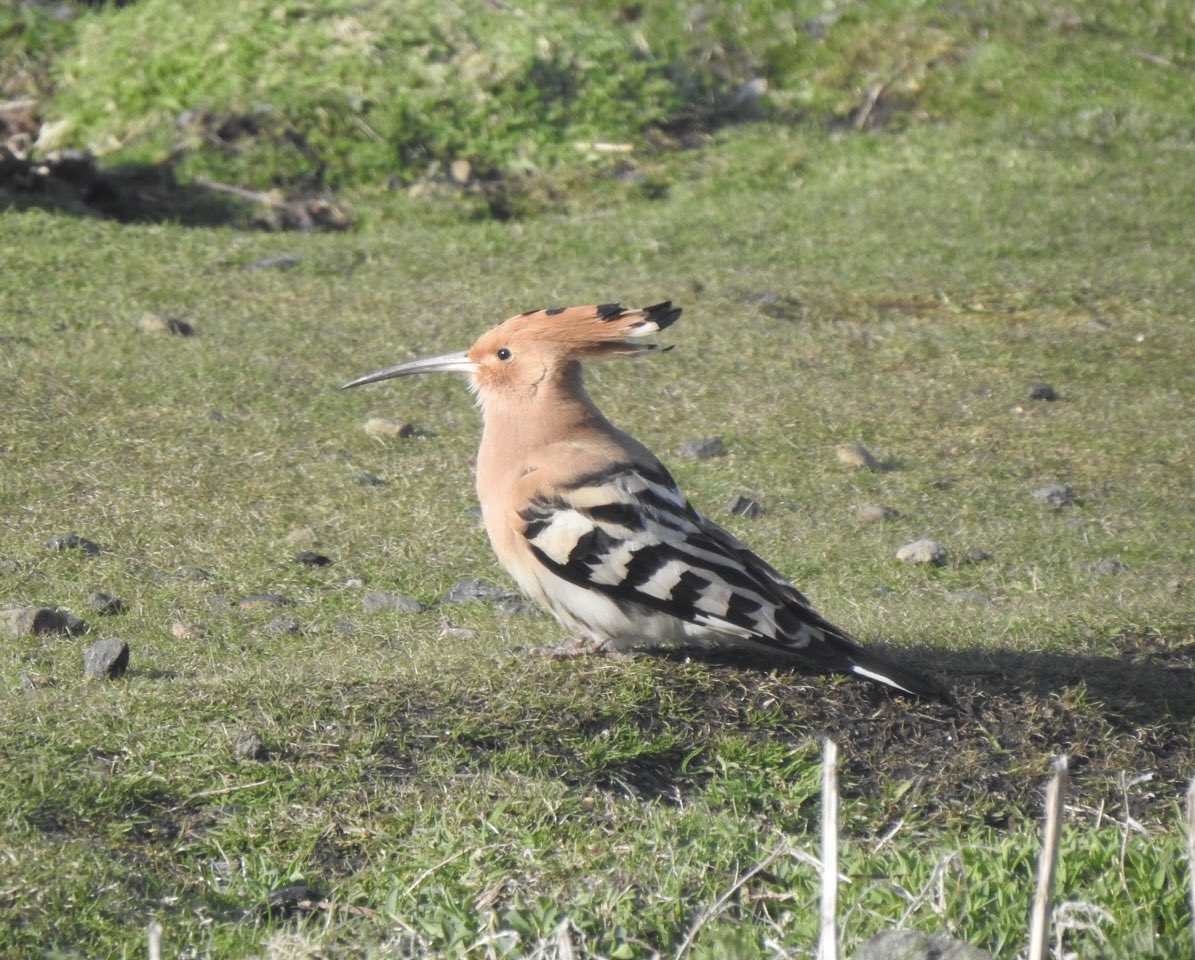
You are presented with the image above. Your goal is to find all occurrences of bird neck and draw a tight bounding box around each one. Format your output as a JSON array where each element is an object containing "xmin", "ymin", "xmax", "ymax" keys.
[{"xmin": 476, "ymin": 361, "xmax": 615, "ymax": 478}]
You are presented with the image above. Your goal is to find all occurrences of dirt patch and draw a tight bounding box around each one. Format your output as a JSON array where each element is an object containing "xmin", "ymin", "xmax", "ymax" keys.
[
  {"xmin": 0, "ymin": 146, "xmax": 350, "ymax": 229},
  {"xmin": 369, "ymin": 641, "xmax": 1194, "ymax": 831}
]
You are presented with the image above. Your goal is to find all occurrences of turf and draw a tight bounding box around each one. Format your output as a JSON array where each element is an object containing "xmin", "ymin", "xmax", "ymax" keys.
[{"xmin": 2, "ymin": 2, "xmax": 1194, "ymax": 958}]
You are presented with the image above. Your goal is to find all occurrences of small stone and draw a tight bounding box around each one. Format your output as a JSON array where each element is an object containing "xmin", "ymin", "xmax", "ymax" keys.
[
  {"xmin": 439, "ymin": 579, "xmax": 509, "ymax": 604},
  {"xmin": 835, "ymin": 442, "xmax": 881, "ymax": 471},
  {"xmin": 86, "ymin": 591, "xmax": 125, "ymax": 615},
  {"xmin": 340, "ymin": 576, "xmax": 366, "ymax": 589},
  {"xmin": 948, "ymin": 590, "xmax": 991, "ymax": 603},
  {"xmin": 492, "ymin": 595, "xmax": 538, "ymax": 616},
  {"xmin": 137, "ymin": 312, "xmax": 195, "ymax": 336},
  {"xmin": 855, "ymin": 928, "xmax": 995, "ymax": 960},
  {"xmin": 1028, "ymin": 382, "xmax": 1058, "ymax": 401},
  {"xmin": 294, "ymin": 550, "xmax": 332, "ymax": 567},
  {"xmin": 354, "ymin": 470, "xmax": 385, "ymax": 486},
  {"xmin": 244, "ymin": 254, "xmax": 300, "ymax": 271},
  {"xmin": 176, "ymin": 566, "xmax": 212, "ymax": 581},
  {"xmin": 450, "ymin": 158, "xmax": 472, "ymax": 184},
  {"xmin": 963, "ymin": 548, "xmax": 993, "ymax": 563},
  {"xmin": 45, "ymin": 533, "xmax": 101, "ymax": 555},
  {"xmin": 364, "ymin": 417, "xmax": 420, "ymax": 439},
  {"xmin": 82, "ymin": 637, "xmax": 130, "ymax": 680},
  {"xmin": 896, "ymin": 539, "xmax": 948, "ymax": 566},
  {"xmin": 238, "ymin": 594, "xmax": 293, "ymax": 610},
  {"xmin": 727, "ymin": 495, "xmax": 765, "ymax": 519},
  {"xmin": 0, "ymin": 606, "xmax": 87, "ymax": 638},
  {"xmin": 265, "ymin": 884, "xmax": 329, "ymax": 919},
  {"xmin": 232, "ymin": 730, "xmax": 270, "ymax": 761},
  {"xmin": 677, "ymin": 437, "xmax": 726, "ymax": 460},
  {"xmin": 170, "ymin": 621, "xmax": 206, "ymax": 640},
  {"xmin": 263, "ymin": 616, "xmax": 303, "ymax": 636},
  {"xmin": 1094, "ymin": 558, "xmax": 1128, "ymax": 575},
  {"xmin": 856, "ymin": 504, "xmax": 898, "ymax": 524},
  {"xmin": 362, "ymin": 591, "xmax": 424, "ymax": 615},
  {"xmin": 1033, "ymin": 484, "xmax": 1077, "ymax": 507}
]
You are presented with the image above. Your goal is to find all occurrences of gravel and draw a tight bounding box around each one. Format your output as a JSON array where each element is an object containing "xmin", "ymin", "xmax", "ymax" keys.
[
  {"xmin": 0, "ymin": 606, "xmax": 87, "ymax": 638},
  {"xmin": 855, "ymin": 504, "xmax": 898, "ymax": 524},
  {"xmin": 1033, "ymin": 483, "xmax": 1077, "ymax": 507},
  {"xmin": 45, "ymin": 533, "xmax": 101, "ymax": 555},
  {"xmin": 726, "ymin": 494, "xmax": 765, "ymax": 519},
  {"xmin": 362, "ymin": 591, "xmax": 424, "ymax": 615},
  {"xmin": 835, "ymin": 442, "xmax": 881, "ymax": 471},
  {"xmin": 896, "ymin": 539, "xmax": 948, "ymax": 566},
  {"xmin": 676, "ymin": 437, "xmax": 726, "ymax": 460},
  {"xmin": 82, "ymin": 637, "xmax": 130, "ymax": 680},
  {"xmin": 238, "ymin": 594, "xmax": 293, "ymax": 610},
  {"xmin": 86, "ymin": 591, "xmax": 125, "ymax": 615}
]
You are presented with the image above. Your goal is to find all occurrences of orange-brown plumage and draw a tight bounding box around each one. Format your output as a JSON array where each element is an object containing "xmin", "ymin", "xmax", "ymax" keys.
[{"xmin": 342, "ymin": 301, "xmax": 943, "ymax": 698}]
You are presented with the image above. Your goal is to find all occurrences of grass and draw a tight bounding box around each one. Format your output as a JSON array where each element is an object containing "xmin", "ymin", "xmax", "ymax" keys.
[{"xmin": 3, "ymin": 1, "xmax": 1195, "ymax": 958}]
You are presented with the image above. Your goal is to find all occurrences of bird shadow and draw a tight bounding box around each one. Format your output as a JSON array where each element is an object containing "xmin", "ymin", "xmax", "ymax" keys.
[{"xmin": 659, "ymin": 644, "xmax": 1195, "ymax": 727}]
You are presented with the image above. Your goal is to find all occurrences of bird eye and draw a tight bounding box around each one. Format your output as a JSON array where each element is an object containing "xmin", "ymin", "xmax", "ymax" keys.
[{"xmin": 496, "ymin": 347, "xmax": 513, "ymax": 362}]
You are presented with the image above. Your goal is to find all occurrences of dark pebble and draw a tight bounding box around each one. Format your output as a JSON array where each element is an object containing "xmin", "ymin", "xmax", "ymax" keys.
[
  {"xmin": 354, "ymin": 471, "xmax": 385, "ymax": 486},
  {"xmin": 1028, "ymin": 382, "xmax": 1058, "ymax": 401},
  {"xmin": 1033, "ymin": 484, "xmax": 1078, "ymax": 507},
  {"xmin": 238, "ymin": 594, "xmax": 293, "ymax": 610},
  {"xmin": 264, "ymin": 884, "xmax": 328, "ymax": 919},
  {"xmin": 677, "ymin": 437, "xmax": 726, "ymax": 460},
  {"xmin": 295, "ymin": 551, "xmax": 333, "ymax": 567},
  {"xmin": 83, "ymin": 637, "xmax": 130, "ymax": 680},
  {"xmin": 263, "ymin": 616, "xmax": 303, "ymax": 635},
  {"xmin": 87, "ymin": 591, "xmax": 125, "ymax": 615},
  {"xmin": 964, "ymin": 548, "xmax": 993, "ymax": 563},
  {"xmin": 727, "ymin": 495, "xmax": 765, "ymax": 519},
  {"xmin": 362, "ymin": 591, "xmax": 424, "ymax": 615},
  {"xmin": 45, "ymin": 533, "xmax": 101, "ymax": 555},
  {"xmin": 1094, "ymin": 558, "xmax": 1129, "ymax": 575}
]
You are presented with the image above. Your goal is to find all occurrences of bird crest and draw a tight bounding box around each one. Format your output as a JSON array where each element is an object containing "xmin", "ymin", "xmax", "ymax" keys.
[{"xmin": 481, "ymin": 301, "xmax": 681, "ymax": 361}]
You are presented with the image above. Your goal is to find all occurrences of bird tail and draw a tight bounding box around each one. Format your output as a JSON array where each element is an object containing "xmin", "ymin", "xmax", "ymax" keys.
[{"xmin": 844, "ymin": 644, "xmax": 948, "ymax": 701}]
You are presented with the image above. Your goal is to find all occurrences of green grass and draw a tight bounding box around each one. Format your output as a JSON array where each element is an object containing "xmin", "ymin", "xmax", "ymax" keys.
[{"xmin": 3, "ymin": 2, "xmax": 1195, "ymax": 958}]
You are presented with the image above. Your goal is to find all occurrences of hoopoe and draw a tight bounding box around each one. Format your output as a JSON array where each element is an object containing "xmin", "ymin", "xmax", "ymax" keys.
[{"xmin": 343, "ymin": 302, "xmax": 942, "ymax": 698}]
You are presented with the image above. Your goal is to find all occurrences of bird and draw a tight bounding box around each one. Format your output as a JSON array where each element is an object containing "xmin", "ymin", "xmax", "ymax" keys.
[{"xmin": 342, "ymin": 301, "xmax": 942, "ymax": 699}]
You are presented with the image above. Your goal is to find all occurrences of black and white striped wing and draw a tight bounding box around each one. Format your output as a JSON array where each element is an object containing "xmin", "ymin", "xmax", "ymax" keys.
[{"xmin": 518, "ymin": 463, "xmax": 841, "ymax": 655}]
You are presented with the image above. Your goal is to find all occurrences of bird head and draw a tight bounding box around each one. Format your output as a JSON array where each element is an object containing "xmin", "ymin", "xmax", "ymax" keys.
[{"xmin": 341, "ymin": 301, "xmax": 680, "ymax": 403}]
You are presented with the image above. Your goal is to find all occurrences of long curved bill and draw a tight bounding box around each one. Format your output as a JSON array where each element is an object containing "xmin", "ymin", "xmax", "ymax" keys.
[{"xmin": 340, "ymin": 351, "xmax": 478, "ymax": 389}]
